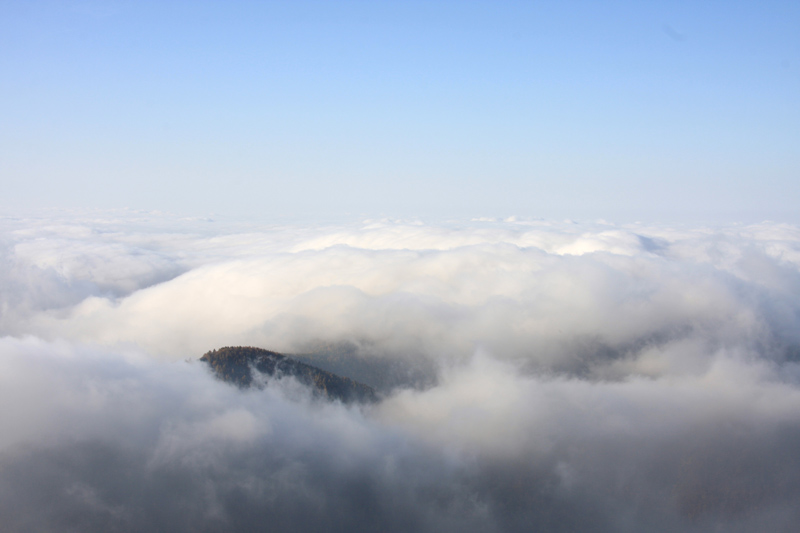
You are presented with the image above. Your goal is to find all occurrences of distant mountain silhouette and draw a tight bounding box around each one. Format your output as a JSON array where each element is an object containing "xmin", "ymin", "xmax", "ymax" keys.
[
  {"xmin": 200, "ymin": 346, "xmax": 378, "ymax": 404},
  {"xmin": 290, "ymin": 340, "xmax": 437, "ymax": 393}
]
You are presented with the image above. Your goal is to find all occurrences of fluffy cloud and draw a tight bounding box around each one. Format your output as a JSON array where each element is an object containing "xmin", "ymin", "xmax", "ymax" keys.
[{"xmin": 2, "ymin": 212, "xmax": 800, "ymax": 531}]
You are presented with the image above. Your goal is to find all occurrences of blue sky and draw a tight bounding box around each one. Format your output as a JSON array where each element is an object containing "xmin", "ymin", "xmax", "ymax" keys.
[{"xmin": 2, "ymin": 0, "xmax": 798, "ymax": 222}]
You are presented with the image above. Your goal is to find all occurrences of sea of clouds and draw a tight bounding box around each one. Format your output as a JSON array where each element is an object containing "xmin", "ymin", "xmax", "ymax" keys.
[{"xmin": 2, "ymin": 210, "xmax": 800, "ymax": 531}]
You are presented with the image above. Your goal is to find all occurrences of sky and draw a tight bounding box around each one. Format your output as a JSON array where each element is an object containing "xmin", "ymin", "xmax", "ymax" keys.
[{"xmin": 2, "ymin": 0, "xmax": 798, "ymax": 222}]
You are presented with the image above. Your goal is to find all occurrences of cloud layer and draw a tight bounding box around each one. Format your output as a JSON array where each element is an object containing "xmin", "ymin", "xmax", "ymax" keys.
[{"xmin": 2, "ymin": 212, "xmax": 800, "ymax": 531}]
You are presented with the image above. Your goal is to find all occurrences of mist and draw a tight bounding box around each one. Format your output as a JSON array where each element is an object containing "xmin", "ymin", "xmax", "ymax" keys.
[{"xmin": 2, "ymin": 212, "xmax": 800, "ymax": 531}]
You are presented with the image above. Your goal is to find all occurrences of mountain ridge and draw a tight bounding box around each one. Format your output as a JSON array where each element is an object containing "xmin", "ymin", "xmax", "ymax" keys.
[{"xmin": 200, "ymin": 346, "xmax": 378, "ymax": 404}]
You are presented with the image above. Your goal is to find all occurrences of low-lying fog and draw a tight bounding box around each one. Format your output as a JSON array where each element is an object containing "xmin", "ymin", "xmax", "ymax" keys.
[{"xmin": 2, "ymin": 211, "xmax": 800, "ymax": 532}]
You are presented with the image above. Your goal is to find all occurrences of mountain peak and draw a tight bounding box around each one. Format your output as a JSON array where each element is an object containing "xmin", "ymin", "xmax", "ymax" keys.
[{"xmin": 200, "ymin": 346, "xmax": 378, "ymax": 404}]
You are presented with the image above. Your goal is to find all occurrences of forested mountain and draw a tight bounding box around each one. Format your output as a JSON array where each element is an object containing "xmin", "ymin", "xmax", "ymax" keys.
[{"xmin": 200, "ymin": 346, "xmax": 378, "ymax": 404}]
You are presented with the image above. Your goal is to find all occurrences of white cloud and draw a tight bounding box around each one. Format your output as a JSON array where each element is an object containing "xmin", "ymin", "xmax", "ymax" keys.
[{"xmin": 2, "ymin": 211, "xmax": 800, "ymax": 530}]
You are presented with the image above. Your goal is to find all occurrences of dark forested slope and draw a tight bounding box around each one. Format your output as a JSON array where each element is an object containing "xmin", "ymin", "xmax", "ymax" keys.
[{"xmin": 200, "ymin": 346, "xmax": 378, "ymax": 404}]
